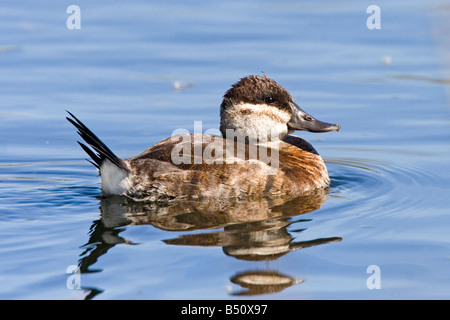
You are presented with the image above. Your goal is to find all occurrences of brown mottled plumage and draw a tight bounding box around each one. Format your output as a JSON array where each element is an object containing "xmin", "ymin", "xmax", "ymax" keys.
[
  {"xmin": 67, "ymin": 75, "xmax": 340, "ymax": 202},
  {"xmin": 125, "ymin": 134, "xmax": 328, "ymax": 201}
]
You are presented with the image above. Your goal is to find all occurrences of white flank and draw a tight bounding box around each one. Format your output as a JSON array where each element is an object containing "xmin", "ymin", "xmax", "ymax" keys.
[{"xmin": 100, "ymin": 159, "xmax": 131, "ymax": 195}]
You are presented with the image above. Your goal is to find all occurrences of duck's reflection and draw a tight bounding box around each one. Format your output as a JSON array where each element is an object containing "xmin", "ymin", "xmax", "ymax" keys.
[
  {"xmin": 229, "ymin": 270, "xmax": 303, "ymax": 296},
  {"xmin": 164, "ymin": 217, "xmax": 341, "ymax": 262},
  {"xmin": 77, "ymin": 190, "xmax": 341, "ymax": 297}
]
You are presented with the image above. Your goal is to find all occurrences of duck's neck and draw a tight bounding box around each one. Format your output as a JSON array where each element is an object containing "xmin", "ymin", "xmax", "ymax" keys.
[{"xmin": 220, "ymin": 128, "xmax": 285, "ymax": 147}]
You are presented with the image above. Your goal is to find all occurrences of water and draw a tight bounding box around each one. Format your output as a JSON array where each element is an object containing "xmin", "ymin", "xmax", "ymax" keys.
[{"xmin": 1, "ymin": 0, "xmax": 450, "ymax": 300}]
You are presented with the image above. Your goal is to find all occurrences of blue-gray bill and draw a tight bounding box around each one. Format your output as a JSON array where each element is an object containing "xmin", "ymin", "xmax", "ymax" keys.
[{"xmin": 288, "ymin": 102, "xmax": 340, "ymax": 133}]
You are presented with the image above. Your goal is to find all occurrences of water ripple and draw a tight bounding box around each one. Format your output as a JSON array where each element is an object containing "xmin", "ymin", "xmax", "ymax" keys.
[
  {"xmin": 326, "ymin": 157, "xmax": 443, "ymax": 217},
  {"xmin": 0, "ymin": 160, "xmax": 99, "ymax": 220}
]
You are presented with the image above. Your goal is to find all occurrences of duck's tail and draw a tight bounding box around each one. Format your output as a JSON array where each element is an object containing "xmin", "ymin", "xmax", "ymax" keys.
[{"xmin": 66, "ymin": 111, "xmax": 127, "ymax": 172}]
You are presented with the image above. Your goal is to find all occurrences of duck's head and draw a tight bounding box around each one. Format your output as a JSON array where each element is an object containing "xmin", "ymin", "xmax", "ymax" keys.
[{"xmin": 219, "ymin": 75, "xmax": 340, "ymax": 141}]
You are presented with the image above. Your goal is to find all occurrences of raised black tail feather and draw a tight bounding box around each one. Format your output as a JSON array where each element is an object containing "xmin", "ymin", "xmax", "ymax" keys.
[
  {"xmin": 66, "ymin": 111, "xmax": 127, "ymax": 171},
  {"xmin": 77, "ymin": 141, "xmax": 101, "ymax": 169}
]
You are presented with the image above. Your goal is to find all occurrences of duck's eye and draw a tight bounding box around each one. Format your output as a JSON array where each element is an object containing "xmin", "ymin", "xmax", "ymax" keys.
[{"xmin": 264, "ymin": 96, "xmax": 275, "ymax": 104}]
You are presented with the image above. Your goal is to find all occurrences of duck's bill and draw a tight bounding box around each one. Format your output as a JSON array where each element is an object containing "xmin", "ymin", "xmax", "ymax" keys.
[{"xmin": 288, "ymin": 102, "xmax": 340, "ymax": 133}]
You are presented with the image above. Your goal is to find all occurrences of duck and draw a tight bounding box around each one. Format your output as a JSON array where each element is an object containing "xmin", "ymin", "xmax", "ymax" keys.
[{"xmin": 67, "ymin": 74, "xmax": 340, "ymax": 202}]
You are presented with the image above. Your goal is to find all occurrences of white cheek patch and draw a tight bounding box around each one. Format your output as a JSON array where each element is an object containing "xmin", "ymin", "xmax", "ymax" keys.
[
  {"xmin": 229, "ymin": 103, "xmax": 291, "ymax": 140},
  {"xmin": 237, "ymin": 103, "xmax": 291, "ymax": 122}
]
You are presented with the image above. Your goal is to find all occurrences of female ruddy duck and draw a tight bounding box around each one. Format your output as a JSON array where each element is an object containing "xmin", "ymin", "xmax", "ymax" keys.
[{"xmin": 67, "ymin": 75, "xmax": 340, "ymax": 202}]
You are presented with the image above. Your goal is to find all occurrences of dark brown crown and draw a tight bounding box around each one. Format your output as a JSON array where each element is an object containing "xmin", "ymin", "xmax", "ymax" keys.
[{"xmin": 220, "ymin": 75, "xmax": 295, "ymax": 114}]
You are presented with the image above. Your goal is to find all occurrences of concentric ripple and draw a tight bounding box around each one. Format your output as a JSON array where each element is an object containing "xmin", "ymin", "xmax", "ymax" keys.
[{"xmin": 325, "ymin": 157, "xmax": 443, "ymax": 217}]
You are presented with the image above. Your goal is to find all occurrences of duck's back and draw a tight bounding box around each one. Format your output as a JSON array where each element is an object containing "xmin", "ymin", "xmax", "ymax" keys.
[{"xmin": 123, "ymin": 134, "xmax": 330, "ymax": 202}]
